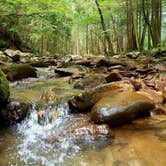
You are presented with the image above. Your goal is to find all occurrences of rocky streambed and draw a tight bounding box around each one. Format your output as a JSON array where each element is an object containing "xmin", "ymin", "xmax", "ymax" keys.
[{"xmin": 0, "ymin": 49, "xmax": 166, "ymax": 166}]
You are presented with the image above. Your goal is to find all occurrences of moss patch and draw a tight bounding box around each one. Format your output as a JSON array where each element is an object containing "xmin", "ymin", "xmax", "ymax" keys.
[{"xmin": 0, "ymin": 69, "xmax": 10, "ymax": 104}]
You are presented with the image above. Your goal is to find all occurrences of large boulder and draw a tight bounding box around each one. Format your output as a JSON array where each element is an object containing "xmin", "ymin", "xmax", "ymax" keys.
[
  {"xmin": 90, "ymin": 92, "xmax": 155, "ymax": 126},
  {"xmin": 0, "ymin": 69, "xmax": 10, "ymax": 106},
  {"xmin": 69, "ymin": 80, "xmax": 135, "ymax": 112},
  {"xmin": 2, "ymin": 64, "xmax": 37, "ymax": 81}
]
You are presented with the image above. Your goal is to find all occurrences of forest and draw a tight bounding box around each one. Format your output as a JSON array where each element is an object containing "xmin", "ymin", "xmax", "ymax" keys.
[
  {"xmin": 0, "ymin": 0, "xmax": 166, "ymax": 166},
  {"xmin": 0, "ymin": 0, "xmax": 166, "ymax": 55}
]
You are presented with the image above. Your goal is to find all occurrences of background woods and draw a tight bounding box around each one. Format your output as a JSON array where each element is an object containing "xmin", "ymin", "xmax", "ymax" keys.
[{"xmin": 0, "ymin": 0, "xmax": 166, "ymax": 56}]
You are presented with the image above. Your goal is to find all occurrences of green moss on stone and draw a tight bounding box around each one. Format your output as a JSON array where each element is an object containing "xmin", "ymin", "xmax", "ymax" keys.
[{"xmin": 0, "ymin": 69, "xmax": 10, "ymax": 104}]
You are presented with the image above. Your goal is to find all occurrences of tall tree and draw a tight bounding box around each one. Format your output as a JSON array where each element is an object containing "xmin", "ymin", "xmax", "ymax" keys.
[{"xmin": 95, "ymin": 0, "xmax": 114, "ymax": 55}]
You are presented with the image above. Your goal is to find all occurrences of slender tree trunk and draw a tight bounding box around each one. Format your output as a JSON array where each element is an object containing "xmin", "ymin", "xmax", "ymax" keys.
[
  {"xmin": 142, "ymin": 0, "xmax": 162, "ymax": 48},
  {"xmin": 111, "ymin": 15, "xmax": 120, "ymax": 53},
  {"xmin": 86, "ymin": 24, "xmax": 89, "ymax": 54},
  {"xmin": 140, "ymin": 23, "xmax": 147, "ymax": 50},
  {"xmin": 133, "ymin": 0, "xmax": 139, "ymax": 50},
  {"xmin": 126, "ymin": 0, "xmax": 133, "ymax": 51},
  {"xmin": 95, "ymin": 0, "xmax": 114, "ymax": 55}
]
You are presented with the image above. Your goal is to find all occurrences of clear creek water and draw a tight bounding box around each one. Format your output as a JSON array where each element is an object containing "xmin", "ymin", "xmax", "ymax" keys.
[{"xmin": 0, "ymin": 68, "xmax": 166, "ymax": 166}]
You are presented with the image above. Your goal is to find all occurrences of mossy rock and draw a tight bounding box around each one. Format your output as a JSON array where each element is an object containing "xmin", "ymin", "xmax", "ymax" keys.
[
  {"xmin": 0, "ymin": 69, "xmax": 10, "ymax": 105},
  {"xmin": 2, "ymin": 64, "xmax": 37, "ymax": 81}
]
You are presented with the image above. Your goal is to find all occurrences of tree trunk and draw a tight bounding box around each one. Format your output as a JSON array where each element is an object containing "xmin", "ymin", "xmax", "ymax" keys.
[
  {"xmin": 126, "ymin": 0, "xmax": 133, "ymax": 51},
  {"xmin": 95, "ymin": 0, "xmax": 114, "ymax": 55}
]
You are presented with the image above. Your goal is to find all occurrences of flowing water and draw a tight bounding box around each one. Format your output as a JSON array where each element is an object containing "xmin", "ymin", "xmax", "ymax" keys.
[{"xmin": 0, "ymin": 68, "xmax": 166, "ymax": 166}]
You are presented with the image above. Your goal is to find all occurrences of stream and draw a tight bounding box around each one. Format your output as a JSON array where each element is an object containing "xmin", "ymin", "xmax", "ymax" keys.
[{"xmin": 0, "ymin": 68, "xmax": 166, "ymax": 166}]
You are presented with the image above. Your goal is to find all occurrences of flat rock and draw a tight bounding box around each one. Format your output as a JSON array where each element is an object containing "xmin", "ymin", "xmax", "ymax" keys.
[
  {"xmin": 55, "ymin": 65, "xmax": 88, "ymax": 77},
  {"xmin": 96, "ymin": 58, "xmax": 127, "ymax": 67},
  {"xmin": 29, "ymin": 59, "xmax": 57, "ymax": 67},
  {"xmin": 73, "ymin": 74, "xmax": 107, "ymax": 89}
]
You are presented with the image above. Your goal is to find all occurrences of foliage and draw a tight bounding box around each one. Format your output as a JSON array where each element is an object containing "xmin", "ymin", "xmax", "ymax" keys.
[{"xmin": 0, "ymin": 0, "xmax": 165, "ymax": 55}]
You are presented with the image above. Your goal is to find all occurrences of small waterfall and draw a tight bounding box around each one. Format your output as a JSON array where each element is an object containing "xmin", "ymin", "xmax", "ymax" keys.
[{"xmin": 16, "ymin": 103, "xmax": 80, "ymax": 166}]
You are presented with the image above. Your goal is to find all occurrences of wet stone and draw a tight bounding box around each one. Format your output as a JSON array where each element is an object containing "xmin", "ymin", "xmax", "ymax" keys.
[
  {"xmin": 91, "ymin": 91, "xmax": 155, "ymax": 126},
  {"xmin": 69, "ymin": 80, "xmax": 135, "ymax": 112},
  {"xmin": 50, "ymin": 114, "xmax": 114, "ymax": 143},
  {"xmin": 73, "ymin": 74, "xmax": 107, "ymax": 90},
  {"xmin": 137, "ymin": 89, "xmax": 164, "ymax": 104},
  {"xmin": 0, "ymin": 98, "xmax": 30, "ymax": 126}
]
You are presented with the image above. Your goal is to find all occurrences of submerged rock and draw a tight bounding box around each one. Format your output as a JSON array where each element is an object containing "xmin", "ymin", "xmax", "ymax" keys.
[
  {"xmin": 2, "ymin": 64, "xmax": 37, "ymax": 81},
  {"xmin": 63, "ymin": 123, "xmax": 114, "ymax": 141},
  {"xmin": 0, "ymin": 69, "xmax": 10, "ymax": 105},
  {"xmin": 69, "ymin": 80, "xmax": 135, "ymax": 112},
  {"xmin": 91, "ymin": 92, "xmax": 155, "ymax": 126},
  {"xmin": 51, "ymin": 114, "xmax": 114, "ymax": 143}
]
